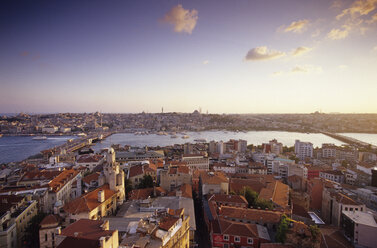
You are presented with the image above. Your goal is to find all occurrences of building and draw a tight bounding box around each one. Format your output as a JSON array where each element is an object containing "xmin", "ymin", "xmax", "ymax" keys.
[
  {"xmin": 319, "ymin": 170, "xmax": 345, "ymax": 184},
  {"xmin": 75, "ymin": 154, "xmax": 104, "ymax": 172},
  {"xmin": 56, "ymin": 219, "xmax": 118, "ymax": 248},
  {"xmin": 211, "ymin": 218, "xmax": 270, "ymax": 248},
  {"xmin": 17, "ymin": 170, "xmax": 62, "ymax": 187},
  {"xmin": 39, "ymin": 214, "xmax": 62, "ymax": 248},
  {"xmin": 322, "ymin": 188, "xmax": 365, "ymax": 226},
  {"xmin": 160, "ymin": 165, "xmax": 191, "ymax": 191},
  {"xmin": 342, "ymin": 211, "xmax": 377, "ymax": 248},
  {"xmin": 182, "ymin": 155, "xmax": 209, "ymax": 171},
  {"xmin": 63, "ymin": 184, "xmax": 118, "ymax": 222},
  {"xmin": 45, "ymin": 169, "xmax": 82, "ymax": 213},
  {"xmin": 294, "ymin": 140, "xmax": 313, "ymax": 160},
  {"xmin": 372, "ymin": 168, "xmax": 377, "ymax": 187},
  {"xmin": 0, "ymin": 195, "xmax": 38, "ymax": 247},
  {"xmin": 199, "ymin": 171, "xmax": 229, "ymax": 196}
]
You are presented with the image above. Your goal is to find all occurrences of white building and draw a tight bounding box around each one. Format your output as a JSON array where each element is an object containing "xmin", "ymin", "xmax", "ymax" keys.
[{"xmin": 295, "ymin": 140, "xmax": 313, "ymax": 160}]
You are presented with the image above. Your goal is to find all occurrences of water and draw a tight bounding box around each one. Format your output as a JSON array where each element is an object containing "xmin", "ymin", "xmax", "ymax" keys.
[
  {"xmin": 2, "ymin": 131, "xmax": 376, "ymax": 164},
  {"xmin": 0, "ymin": 136, "xmax": 76, "ymax": 164},
  {"xmin": 93, "ymin": 131, "xmax": 346, "ymax": 151}
]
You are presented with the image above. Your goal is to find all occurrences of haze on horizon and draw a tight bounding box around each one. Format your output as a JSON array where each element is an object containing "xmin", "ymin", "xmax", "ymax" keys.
[{"xmin": 1, "ymin": 0, "xmax": 377, "ymax": 114}]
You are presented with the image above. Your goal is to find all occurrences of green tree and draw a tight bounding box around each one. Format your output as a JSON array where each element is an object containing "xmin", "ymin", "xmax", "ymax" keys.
[
  {"xmin": 255, "ymin": 198, "xmax": 274, "ymax": 210},
  {"xmin": 309, "ymin": 225, "xmax": 320, "ymax": 242},
  {"xmin": 138, "ymin": 175, "xmax": 154, "ymax": 189},
  {"xmin": 240, "ymin": 187, "xmax": 258, "ymax": 207},
  {"xmin": 276, "ymin": 215, "xmax": 289, "ymax": 243},
  {"xmin": 125, "ymin": 178, "xmax": 133, "ymax": 199}
]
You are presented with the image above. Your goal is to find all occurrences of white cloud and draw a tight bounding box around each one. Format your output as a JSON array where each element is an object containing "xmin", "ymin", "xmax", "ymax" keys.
[
  {"xmin": 202, "ymin": 60, "xmax": 209, "ymax": 65},
  {"xmin": 292, "ymin": 46, "xmax": 313, "ymax": 56},
  {"xmin": 327, "ymin": 25, "xmax": 351, "ymax": 40},
  {"xmin": 245, "ymin": 46, "xmax": 286, "ymax": 61},
  {"xmin": 283, "ymin": 19, "xmax": 310, "ymax": 33},
  {"xmin": 337, "ymin": 0, "xmax": 377, "ymax": 20},
  {"xmin": 161, "ymin": 4, "xmax": 198, "ymax": 34},
  {"xmin": 291, "ymin": 65, "xmax": 323, "ymax": 74}
]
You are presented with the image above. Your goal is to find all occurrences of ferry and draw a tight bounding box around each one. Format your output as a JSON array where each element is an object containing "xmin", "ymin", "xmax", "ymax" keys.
[
  {"xmin": 182, "ymin": 135, "xmax": 190, "ymax": 139},
  {"xmin": 194, "ymin": 138, "xmax": 207, "ymax": 143},
  {"xmin": 77, "ymin": 133, "xmax": 87, "ymax": 137},
  {"xmin": 32, "ymin": 136, "xmax": 47, "ymax": 140}
]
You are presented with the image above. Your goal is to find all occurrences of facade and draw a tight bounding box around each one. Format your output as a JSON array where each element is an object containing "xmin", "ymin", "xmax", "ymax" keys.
[
  {"xmin": 342, "ymin": 211, "xmax": 377, "ymax": 248},
  {"xmin": 0, "ymin": 195, "xmax": 38, "ymax": 248},
  {"xmin": 319, "ymin": 170, "xmax": 345, "ymax": 184},
  {"xmin": 75, "ymin": 154, "xmax": 104, "ymax": 172},
  {"xmin": 160, "ymin": 165, "xmax": 191, "ymax": 191},
  {"xmin": 211, "ymin": 218, "xmax": 270, "ymax": 248},
  {"xmin": 45, "ymin": 169, "xmax": 82, "ymax": 213},
  {"xmin": 182, "ymin": 155, "xmax": 209, "ymax": 171},
  {"xmin": 322, "ymin": 144, "xmax": 337, "ymax": 158},
  {"xmin": 294, "ymin": 140, "xmax": 313, "ymax": 160},
  {"xmin": 199, "ymin": 171, "xmax": 229, "ymax": 195},
  {"xmin": 321, "ymin": 189, "xmax": 365, "ymax": 226},
  {"xmin": 39, "ymin": 215, "xmax": 62, "ymax": 248}
]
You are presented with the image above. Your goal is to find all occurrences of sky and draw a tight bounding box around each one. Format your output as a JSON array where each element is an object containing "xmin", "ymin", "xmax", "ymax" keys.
[{"xmin": 0, "ymin": 0, "xmax": 377, "ymax": 114}]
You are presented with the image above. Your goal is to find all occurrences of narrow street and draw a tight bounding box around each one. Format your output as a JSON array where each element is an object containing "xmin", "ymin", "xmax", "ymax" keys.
[{"xmin": 194, "ymin": 195, "xmax": 211, "ymax": 248}]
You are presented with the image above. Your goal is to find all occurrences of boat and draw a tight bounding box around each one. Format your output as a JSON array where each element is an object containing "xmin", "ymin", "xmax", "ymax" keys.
[
  {"xmin": 194, "ymin": 138, "xmax": 207, "ymax": 143},
  {"xmin": 0, "ymin": 134, "xmax": 3, "ymax": 138},
  {"xmin": 171, "ymin": 135, "xmax": 178, "ymax": 138},
  {"xmin": 182, "ymin": 135, "xmax": 189, "ymax": 139},
  {"xmin": 77, "ymin": 133, "xmax": 87, "ymax": 137},
  {"xmin": 32, "ymin": 136, "xmax": 47, "ymax": 140}
]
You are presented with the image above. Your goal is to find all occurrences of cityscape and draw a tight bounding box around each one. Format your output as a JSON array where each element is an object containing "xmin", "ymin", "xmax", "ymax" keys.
[{"xmin": 1, "ymin": 1, "xmax": 377, "ymax": 248}]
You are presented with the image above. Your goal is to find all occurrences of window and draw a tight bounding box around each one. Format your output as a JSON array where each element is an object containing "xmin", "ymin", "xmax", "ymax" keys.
[
  {"xmin": 223, "ymin": 244, "xmax": 229, "ymax": 248},
  {"xmin": 234, "ymin": 236, "xmax": 240, "ymax": 242},
  {"xmin": 45, "ymin": 233, "xmax": 48, "ymax": 241},
  {"xmin": 345, "ymin": 207, "xmax": 348, "ymax": 211},
  {"xmin": 223, "ymin": 234, "xmax": 229, "ymax": 241},
  {"xmin": 350, "ymin": 208, "xmax": 353, "ymax": 211},
  {"xmin": 248, "ymin": 238, "xmax": 253, "ymax": 244}
]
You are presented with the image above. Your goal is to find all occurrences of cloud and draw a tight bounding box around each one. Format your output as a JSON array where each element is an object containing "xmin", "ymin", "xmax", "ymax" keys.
[
  {"xmin": 292, "ymin": 46, "xmax": 313, "ymax": 56},
  {"xmin": 338, "ymin": 64, "xmax": 348, "ymax": 70},
  {"xmin": 331, "ymin": 0, "xmax": 344, "ymax": 9},
  {"xmin": 20, "ymin": 51, "xmax": 30, "ymax": 57},
  {"xmin": 283, "ymin": 19, "xmax": 310, "ymax": 33},
  {"xmin": 373, "ymin": 45, "xmax": 377, "ymax": 51},
  {"xmin": 245, "ymin": 46, "xmax": 285, "ymax": 61},
  {"xmin": 327, "ymin": 25, "xmax": 351, "ymax": 39},
  {"xmin": 311, "ymin": 29, "xmax": 321, "ymax": 37},
  {"xmin": 336, "ymin": 0, "xmax": 377, "ymax": 20},
  {"xmin": 161, "ymin": 4, "xmax": 198, "ymax": 34},
  {"xmin": 291, "ymin": 65, "xmax": 323, "ymax": 74},
  {"xmin": 202, "ymin": 60, "xmax": 209, "ymax": 65},
  {"xmin": 367, "ymin": 12, "xmax": 377, "ymax": 23}
]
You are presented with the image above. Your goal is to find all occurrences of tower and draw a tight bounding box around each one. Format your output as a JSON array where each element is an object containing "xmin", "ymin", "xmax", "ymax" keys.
[{"xmin": 101, "ymin": 148, "xmax": 125, "ymax": 204}]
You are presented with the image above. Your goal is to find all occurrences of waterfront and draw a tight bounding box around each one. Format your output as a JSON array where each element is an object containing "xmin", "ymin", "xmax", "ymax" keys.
[
  {"xmin": 2, "ymin": 131, "xmax": 377, "ymax": 164},
  {"xmin": 94, "ymin": 131, "xmax": 347, "ymax": 151},
  {"xmin": 0, "ymin": 136, "xmax": 76, "ymax": 164}
]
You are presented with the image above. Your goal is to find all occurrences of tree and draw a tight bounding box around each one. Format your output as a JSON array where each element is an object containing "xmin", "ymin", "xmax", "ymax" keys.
[
  {"xmin": 276, "ymin": 215, "xmax": 289, "ymax": 243},
  {"xmin": 309, "ymin": 225, "xmax": 320, "ymax": 242},
  {"xmin": 240, "ymin": 187, "xmax": 258, "ymax": 207},
  {"xmin": 125, "ymin": 178, "xmax": 133, "ymax": 199},
  {"xmin": 255, "ymin": 198, "xmax": 274, "ymax": 210},
  {"xmin": 138, "ymin": 175, "xmax": 154, "ymax": 189}
]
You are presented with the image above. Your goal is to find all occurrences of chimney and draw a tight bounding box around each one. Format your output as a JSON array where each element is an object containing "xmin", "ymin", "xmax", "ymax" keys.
[{"xmin": 98, "ymin": 190, "xmax": 105, "ymax": 203}]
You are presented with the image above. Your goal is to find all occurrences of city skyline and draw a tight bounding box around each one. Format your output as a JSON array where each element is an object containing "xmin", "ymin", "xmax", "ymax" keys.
[{"xmin": 1, "ymin": 0, "xmax": 377, "ymax": 114}]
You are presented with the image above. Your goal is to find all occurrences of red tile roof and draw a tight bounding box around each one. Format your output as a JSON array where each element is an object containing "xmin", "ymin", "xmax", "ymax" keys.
[
  {"xmin": 219, "ymin": 206, "xmax": 282, "ymax": 224},
  {"xmin": 19, "ymin": 170, "xmax": 61, "ymax": 182},
  {"xmin": 48, "ymin": 169, "xmax": 79, "ymax": 193},
  {"xmin": 159, "ymin": 216, "xmax": 179, "ymax": 231},
  {"xmin": 129, "ymin": 165, "xmax": 144, "ymax": 178},
  {"xmin": 76, "ymin": 154, "xmax": 103, "ymax": 163},
  {"xmin": 63, "ymin": 184, "xmax": 117, "ymax": 214},
  {"xmin": 207, "ymin": 194, "xmax": 248, "ymax": 206},
  {"xmin": 82, "ymin": 172, "xmax": 100, "ymax": 185},
  {"xmin": 200, "ymin": 171, "xmax": 228, "ymax": 185},
  {"xmin": 40, "ymin": 214, "xmax": 62, "ymax": 228},
  {"xmin": 61, "ymin": 219, "xmax": 115, "ymax": 240}
]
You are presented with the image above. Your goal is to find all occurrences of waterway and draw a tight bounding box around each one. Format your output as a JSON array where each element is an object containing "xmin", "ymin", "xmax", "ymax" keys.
[
  {"xmin": 1, "ymin": 131, "xmax": 377, "ymax": 164},
  {"xmin": 93, "ymin": 131, "xmax": 346, "ymax": 151},
  {"xmin": 0, "ymin": 136, "xmax": 76, "ymax": 164}
]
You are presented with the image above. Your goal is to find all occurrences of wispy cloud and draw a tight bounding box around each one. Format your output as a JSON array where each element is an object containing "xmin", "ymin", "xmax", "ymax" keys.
[
  {"xmin": 336, "ymin": 0, "xmax": 377, "ymax": 20},
  {"xmin": 283, "ymin": 19, "xmax": 310, "ymax": 33},
  {"xmin": 245, "ymin": 46, "xmax": 285, "ymax": 61},
  {"xmin": 331, "ymin": 0, "xmax": 344, "ymax": 9},
  {"xmin": 202, "ymin": 60, "xmax": 209, "ymax": 65},
  {"xmin": 292, "ymin": 46, "xmax": 313, "ymax": 56},
  {"xmin": 367, "ymin": 12, "xmax": 377, "ymax": 23},
  {"xmin": 161, "ymin": 4, "xmax": 198, "ymax": 34},
  {"xmin": 327, "ymin": 25, "xmax": 351, "ymax": 40},
  {"xmin": 291, "ymin": 65, "xmax": 323, "ymax": 74},
  {"xmin": 338, "ymin": 64, "xmax": 348, "ymax": 70}
]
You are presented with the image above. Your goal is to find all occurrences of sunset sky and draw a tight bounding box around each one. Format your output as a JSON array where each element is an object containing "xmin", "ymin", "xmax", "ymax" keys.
[{"xmin": 1, "ymin": 0, "xmax": 377, "ymax": 114}]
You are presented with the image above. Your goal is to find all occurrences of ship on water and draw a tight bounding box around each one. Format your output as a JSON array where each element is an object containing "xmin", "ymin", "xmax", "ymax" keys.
[{"xmin": 32, "ymin": 136, "xmax": 47, "ymax": 140}]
